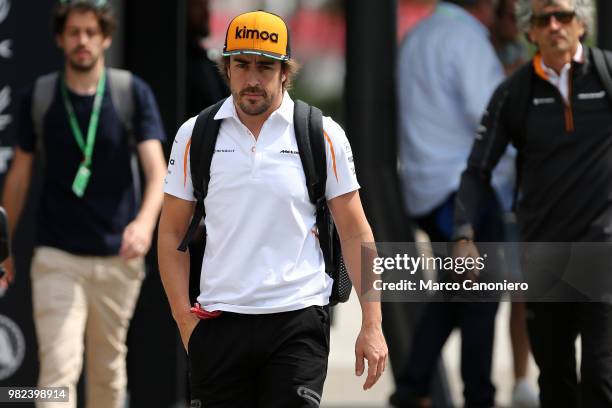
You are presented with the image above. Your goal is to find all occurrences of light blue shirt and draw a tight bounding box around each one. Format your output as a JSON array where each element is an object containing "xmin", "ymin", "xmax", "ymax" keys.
[{"xmin": 397, "ymin": 2, "xmax": 515, "ymax": 216}]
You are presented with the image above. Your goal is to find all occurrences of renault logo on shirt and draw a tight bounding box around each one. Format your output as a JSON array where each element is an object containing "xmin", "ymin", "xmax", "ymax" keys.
[{"xmin": 235, "ymin": 26, "xmax": 279, "ymax": 43}]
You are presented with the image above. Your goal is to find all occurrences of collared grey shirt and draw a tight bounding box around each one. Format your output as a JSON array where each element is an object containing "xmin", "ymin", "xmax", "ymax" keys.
[{"xmin": 397, "ymin": 2, "xmax": 515, "ymax": 216}]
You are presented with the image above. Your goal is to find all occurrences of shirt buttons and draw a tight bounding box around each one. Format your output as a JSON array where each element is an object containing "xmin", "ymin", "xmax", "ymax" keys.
[{"xmin": 251, "ymin": 146, "xmax": 256, "ymax": 153}]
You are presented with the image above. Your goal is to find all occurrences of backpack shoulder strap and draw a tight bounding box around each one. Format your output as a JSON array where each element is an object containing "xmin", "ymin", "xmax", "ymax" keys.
[
  {"xmin": 294, "ymin": 99, "xmax": 325, "ymax": 205},
  {"xmin": 591, "ymin": 47, "xmax": 612, "ymax": 107},
  {"xmin": 32, "ymin": 72, "xmax": 58, "ymax": 152},
  {"xmin": 190, "ymin": 98, "xmax": 226, "ymax": 208},
  {"xmin": 107, "ymin": 69, "xmax": 140, "ymax": 206},
  {"xmin": 177, "ymin": 98, "xmax": 226, "ymax": 252},
  {"xmin": 294, "ymin": 99, "xmax": 334, "ymax": 268},
  {"xmin": 107, "ymin": 68, "xmax": 135, "ymax": 143},
  {"xmin": 309, "ymin": 105, "xmax": 326, "ymax": 203}
]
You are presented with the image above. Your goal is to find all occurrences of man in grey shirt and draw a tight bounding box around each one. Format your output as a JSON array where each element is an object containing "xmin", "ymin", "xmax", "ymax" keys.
[{"xmin": 394, "ymin": 1, "xmax": 512, "ymax": 406}]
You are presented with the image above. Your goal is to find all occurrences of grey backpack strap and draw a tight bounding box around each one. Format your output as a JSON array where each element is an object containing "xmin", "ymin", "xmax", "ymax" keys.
[
  {"xmin": 31, "ymin": 72, "xmax": 58, "ymax": 155},
  {"xmin": 107, "ymin": 68, "xmax": 134, "ymax": 142},
  {"xmin": 107, "ymin": 68, "xmax": 140, "ymax": 203}
]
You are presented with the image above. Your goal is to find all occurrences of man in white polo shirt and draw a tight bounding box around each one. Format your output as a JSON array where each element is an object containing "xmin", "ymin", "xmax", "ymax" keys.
[{"xmin": 158, "ymin": 10, "xmax": 387, "ymax": 408}]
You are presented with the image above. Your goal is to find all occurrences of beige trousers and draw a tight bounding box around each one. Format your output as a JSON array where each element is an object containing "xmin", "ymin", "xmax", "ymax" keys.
[{"xmin": 31, "ymin": 246, "xmax": 144, "ymax": 408}]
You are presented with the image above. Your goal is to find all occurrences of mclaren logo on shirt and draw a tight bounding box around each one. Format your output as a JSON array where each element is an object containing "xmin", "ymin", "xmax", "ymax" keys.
[
  {"xmin": 280, "ymin": 150, "xmax": 299, "ymax": 155},
  {"xmin": 577, "ymin": 91, "xmax": 606, "ymax": 100},
  {"xmin": 533, "ymin": 97, "xmax": 555, "ymax": 106}
]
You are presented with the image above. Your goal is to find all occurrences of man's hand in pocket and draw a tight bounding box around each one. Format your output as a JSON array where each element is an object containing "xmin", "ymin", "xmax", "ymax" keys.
[{"xmin": 177, "ymin": 311, "xmax": 200, "ymax": 351}]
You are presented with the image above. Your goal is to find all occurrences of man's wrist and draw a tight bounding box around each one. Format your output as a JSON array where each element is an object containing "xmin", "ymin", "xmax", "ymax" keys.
[
  {"xmin": 452, "ymin": 224, "xmax": 474, "ymax": 242},
  {"xmin": 172, "ymin": 306, "xmax": 193, "ymax": 323},
  {"xmin": 362, "ymin": 319, "xmax": 382, "ymax": 330},
  {"xmin": 361, "ymin": 304, "xmax": 382, "ymax": 328},
  {"xmin": 134, "ymin": 213, "xmax": 157, "ymax": 233}
]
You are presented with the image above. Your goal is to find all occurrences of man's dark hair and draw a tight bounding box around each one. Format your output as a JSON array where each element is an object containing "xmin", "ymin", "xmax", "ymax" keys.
[{"xmin": 53, "ymin": 2, "xmax": 116, "ymax": 37}]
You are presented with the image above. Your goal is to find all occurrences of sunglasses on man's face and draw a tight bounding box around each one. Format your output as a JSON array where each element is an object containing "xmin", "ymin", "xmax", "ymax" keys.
[{"xmin": 531, "ymin": 10, "xmax": 576, "ymax": 28}]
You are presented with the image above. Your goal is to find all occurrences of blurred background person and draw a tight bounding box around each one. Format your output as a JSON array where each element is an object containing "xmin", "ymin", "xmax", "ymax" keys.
[
  {"xmin": 492, "ymin": 1, "xmax": 539, "ymax": 407},
  {"xmin": 186, "ymin": 0, "xmax": 229, "ymax": 118},
  {"xmin": 492, "ymin": 0, "xmax": 530, "ymax": 74},
  {"xmin": 393, "ymin": 0, "xmax": 515, "ymax": 406},
  {"xmin": 0, "ymin": 1, "xmax": 166, "ymax": 407},
  {"xmin": 454, "ymin": 0, "xmax": 612, "ymax": 406}
]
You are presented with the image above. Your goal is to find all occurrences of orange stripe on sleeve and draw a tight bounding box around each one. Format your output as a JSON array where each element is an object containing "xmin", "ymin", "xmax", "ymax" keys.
[
  {"xmin": 183, "ymin": 138, "xmax": 191, "ymax": 188},
  {"xmin": 323, "ymin": 131, "xmax": 338, "ymax": 183}
]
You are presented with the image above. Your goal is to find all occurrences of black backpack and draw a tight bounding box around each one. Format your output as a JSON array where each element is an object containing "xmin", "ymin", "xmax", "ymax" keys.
[
  {"xmin": 503, "ymin": 47, "xmax": 612, "ymax": 208},
  {"xmin": 177, "ymin": 98, "xmax": 352, "ymax": 305}
]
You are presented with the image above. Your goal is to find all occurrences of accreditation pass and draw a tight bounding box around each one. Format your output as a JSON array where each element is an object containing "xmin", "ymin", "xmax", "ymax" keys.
[{"xmin": 0, "ymin": 387, "xmax": 69, "ymax": 402}]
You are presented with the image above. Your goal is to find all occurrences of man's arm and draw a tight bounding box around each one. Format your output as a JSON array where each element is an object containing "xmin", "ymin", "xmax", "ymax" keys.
[
  {"xmin": 120, "ymin": 139, "xmax": 166, "ymax": 260},
  {"xmin": 158, "ymin": 193, "xmax": 198, "ymax": 349},
  {"xmin": 328, "ymin": 190, "xmax": 388, "ymax": 390},
  {"xmin": 454, "ymin": 83, "xmax": 514, "ymax": 241},
  {"xmin": 0, "ymin": 147, "xmax": 34, "ymax": 288}
]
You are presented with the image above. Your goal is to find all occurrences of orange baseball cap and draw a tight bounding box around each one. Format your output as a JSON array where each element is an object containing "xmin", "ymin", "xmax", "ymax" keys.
[{"xmin": 222, "ymin": 11, "xmax": 291, "ymax": 61}]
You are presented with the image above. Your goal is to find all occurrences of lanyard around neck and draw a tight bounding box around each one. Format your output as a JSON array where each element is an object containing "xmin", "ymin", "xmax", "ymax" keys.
[{"xmin": 60, "ymin": 69, "xmax": 106, "ymax": 168}]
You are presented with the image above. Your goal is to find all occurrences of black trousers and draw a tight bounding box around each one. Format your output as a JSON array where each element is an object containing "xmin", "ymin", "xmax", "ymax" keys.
[
  {"xmin": 187, "ymin": 306, "xmax": 330, "ymax": 408},
  {"xmin": 396, "ymin": 301, "xmax": 499, "ymax": 407},
  {"xmin": 527, "ymin": 302, "xmax": 612, "ymax": 408},
  {"xmin": 392, "ymin": 191, "xmax": 502, "ymax": 408}
]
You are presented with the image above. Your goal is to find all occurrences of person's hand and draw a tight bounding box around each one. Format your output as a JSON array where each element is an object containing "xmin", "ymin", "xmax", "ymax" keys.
[
  {"xmin": 451, "ymin": 239, "xmax": 481, "ymax": 282},
  {"xmin": 0, "ymin": 255, "xmax": 14, "ymax": 289},
  {"xmin": 176, "ymin": 312, "xmax": 200, "ymax": 352},
  {"xmin": 120, "ymin": 219, "xmax": 154, "ymax": 261},
  {"xmin": 355, "ymin": 322, "xmax": 388, "ymax": 390}
]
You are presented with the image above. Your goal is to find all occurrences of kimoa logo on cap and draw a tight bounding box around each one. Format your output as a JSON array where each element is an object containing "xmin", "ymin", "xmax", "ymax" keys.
[{"xmin": 235, "ymin": 26, "xmax": 279, "ymax": 43}]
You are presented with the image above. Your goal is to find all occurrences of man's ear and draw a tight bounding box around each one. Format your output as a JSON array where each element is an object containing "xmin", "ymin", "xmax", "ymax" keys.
[{"xmin": 576, "ymin": 21, "xmax": 586, "ymax": 40}]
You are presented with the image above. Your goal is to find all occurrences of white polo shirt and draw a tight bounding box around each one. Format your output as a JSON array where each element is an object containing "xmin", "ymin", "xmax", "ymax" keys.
[{"xmin": 164, "ymin": 93, "xmax": 359, "ymax": 314}]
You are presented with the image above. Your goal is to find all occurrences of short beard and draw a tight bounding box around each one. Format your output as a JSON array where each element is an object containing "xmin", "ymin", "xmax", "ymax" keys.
[
  {"xmin": 235, "ymin": 89, "xmax": 273, "ymax": 116},
  {"xmin": 67, "ymin": 54, "xmax": 98, "ymax": 73}
]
